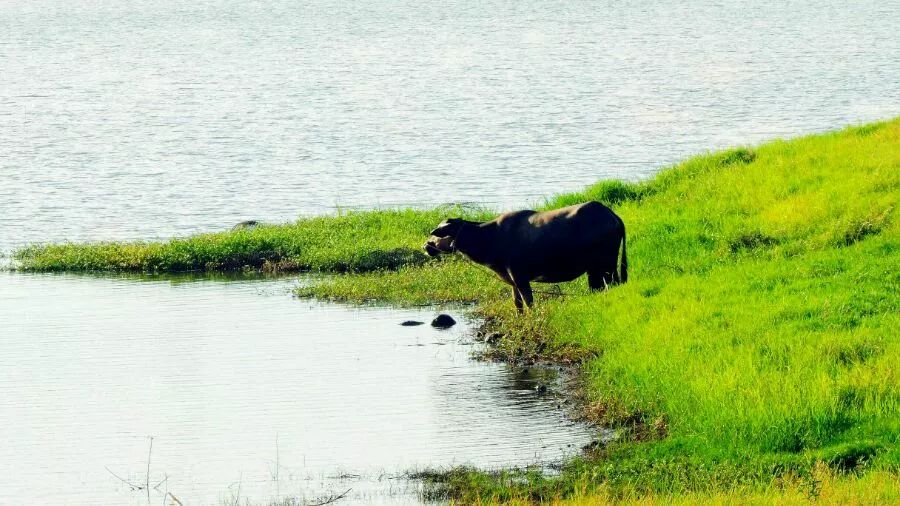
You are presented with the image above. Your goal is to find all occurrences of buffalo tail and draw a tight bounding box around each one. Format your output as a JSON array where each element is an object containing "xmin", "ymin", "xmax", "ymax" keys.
[{"xmin": 619, "ymin": 225, "xmax": 628, "ymax": 284}]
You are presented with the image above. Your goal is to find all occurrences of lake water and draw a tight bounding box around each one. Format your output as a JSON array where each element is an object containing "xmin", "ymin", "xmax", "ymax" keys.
[
  {"xmin": 2, "ymin": 0, "xmax": 899, "ymax": 251},
  {"xmin": 0, "ymin": 272, "xmax": 594, "ymax": 504}
]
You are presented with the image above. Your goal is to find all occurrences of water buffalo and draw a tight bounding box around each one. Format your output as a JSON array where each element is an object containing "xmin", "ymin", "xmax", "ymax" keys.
[{"xmin": 424, "ymin": 201, "xmax": 627, "ymax": 311}]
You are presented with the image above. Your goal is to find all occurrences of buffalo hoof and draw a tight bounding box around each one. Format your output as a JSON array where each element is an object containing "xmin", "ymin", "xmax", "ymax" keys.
[
  {"xmin": 400, "ymin": 320, "xmax": 425, "ymax": 326},
  {"xmin": 431, "ymin": 314, "xmax": 456, "ymax": 329}
]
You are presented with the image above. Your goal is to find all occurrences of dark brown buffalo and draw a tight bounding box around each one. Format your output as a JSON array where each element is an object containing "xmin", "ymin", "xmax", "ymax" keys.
[{"xmin": 424, "ymin": 201, "xmax": 627, "ymax": 310}]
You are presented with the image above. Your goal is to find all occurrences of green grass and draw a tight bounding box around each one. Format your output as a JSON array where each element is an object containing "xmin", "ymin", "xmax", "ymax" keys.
[
  {"xmin": 15, "ymin": 118, "xmax": 900, "ymax": 502},
  {"xmin": 14, "ymin": 206, "xmax": 491, "ymax": 273},
  {"xmin": 482, "ymin": 466, "xmax": 900, "ymax": 505}
]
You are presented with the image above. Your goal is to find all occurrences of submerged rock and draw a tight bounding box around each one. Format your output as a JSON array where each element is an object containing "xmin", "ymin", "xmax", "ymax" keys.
[
  {"xmin": 582, "ymin": 440, "xmax": 603, "ymax": 452},
  {"xmin": 400, "ymin": 320, "xmax": 425, "ymax": 326},
  {"xmin": 430, "ymin": 314, "xmax": 456, "ymax": 329}
]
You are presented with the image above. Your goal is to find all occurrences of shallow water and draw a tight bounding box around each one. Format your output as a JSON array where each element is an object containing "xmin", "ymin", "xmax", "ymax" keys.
[
  {"xmin": 0, "ymin": 272, "xmax": 594, "ymax": 505},
  {"xmin": 2, "ymin": 0, "xmax": 899, "ymax": 251}
]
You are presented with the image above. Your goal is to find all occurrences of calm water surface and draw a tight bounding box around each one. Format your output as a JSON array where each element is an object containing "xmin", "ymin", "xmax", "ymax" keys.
[
  {"xmin": 2, "ymin": 0, "xmax": 899, "ymax": 251},
  {"xmin": 0, "ymin": 272, "xmax": 594, "ymax": 504}
]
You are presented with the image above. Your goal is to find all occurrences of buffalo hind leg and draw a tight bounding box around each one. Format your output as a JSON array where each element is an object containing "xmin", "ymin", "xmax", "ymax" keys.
[{"xmin": 588, "ymin": 264, "xmax": 616, "ymax": 291}]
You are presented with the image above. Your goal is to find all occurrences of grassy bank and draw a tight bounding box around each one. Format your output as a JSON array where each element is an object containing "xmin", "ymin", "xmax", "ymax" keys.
[
  {"xmin": 304, "ymin": 119, "xmax": 900, "ymax": 501},
  {"xmin": 16, "ymin": 119, "xmax": 900, "ymax": 502}
]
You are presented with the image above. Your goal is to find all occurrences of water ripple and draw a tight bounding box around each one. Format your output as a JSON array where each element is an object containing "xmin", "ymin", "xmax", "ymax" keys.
[{"xmin": 2, "ymin": 0, "xmax": 898, "ymax": 251}]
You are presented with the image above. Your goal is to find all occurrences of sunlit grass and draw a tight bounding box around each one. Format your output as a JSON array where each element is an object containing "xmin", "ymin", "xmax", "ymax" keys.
[
  {"xmin": 303, "ymin": 119, "xmax": 900, "ymax": 499},
  {"xmin": 502, "ymin": 467, "xmax": 900, "ymax": 505}
]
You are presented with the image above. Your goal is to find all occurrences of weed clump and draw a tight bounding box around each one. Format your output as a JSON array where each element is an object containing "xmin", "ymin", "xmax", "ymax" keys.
[
  {"xmin": 727, "ymin": 230, "xmax": 779, "ymax": 253},
  {"xmin": 714, "ymin": 147, "xmax": 757, "ymax": 167},
  {"xmin": 834, "ymin": 206, "xmax": 893, "ymax": 246},
  {"xmin": 546, "ymin": 180, "xmax": 651, "ymax": 209}
]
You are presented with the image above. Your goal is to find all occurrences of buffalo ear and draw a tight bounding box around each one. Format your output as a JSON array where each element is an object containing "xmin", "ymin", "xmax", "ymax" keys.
[{"xmin": 429, "ymin": 218, "xmax": 463, "ymax": 238}]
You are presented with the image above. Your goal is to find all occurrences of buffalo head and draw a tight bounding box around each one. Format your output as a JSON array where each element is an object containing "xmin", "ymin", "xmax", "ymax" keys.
[{"xmin": 423, "ymin": 218, "xmax": 466, "ymax": 257}]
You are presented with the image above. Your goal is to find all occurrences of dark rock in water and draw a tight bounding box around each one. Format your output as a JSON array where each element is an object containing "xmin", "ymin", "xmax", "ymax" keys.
[
  {"xmin": 535, "ymin": 384, "xmax": 548, "ymax": 394},
  {"xmin": 232, "ymin": 220, "xmax": 260, "ymax": 230},
  {"xmin": 485, "ymin": 332, "xmax": 502, "ymax": 345},
  {"xmin": 400, "ymin": 320, "xmax": 425, "ymax": 326},
  {"xmin": 582, "ymin": 440, "xmax": 602, "ymax": 452},
  {"xmin": 430, "ymin": 314, "xmax": 456, "ymax": 329}
]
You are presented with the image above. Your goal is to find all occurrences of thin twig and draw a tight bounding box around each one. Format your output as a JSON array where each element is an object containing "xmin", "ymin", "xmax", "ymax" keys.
[
  {"xmin": 235, "ymin": 471, "xmax": 242, "ymax": 506},
  {"xmin": 306, "ymin": 488, "xmax": 352, "ymax": 506},
  {"xmin": 146, "ymin": 437, "xmax": 154, "ymax": 486},
  {"xmin": 105, "ymin": 466, "xmax": 143, "ymax": 490},
  {"xmin": 275, "ymin": 433, "xmax": 280, "ymax": 498},
  {"xmin": 153, "ymin": 474, "xmax": 168, "ymax": 491},
  {"xmin": 166, "ymin": 492, "xmax": 183, "ymax": 506},
  {"xmin": 146, "ymin": 436, "xmax": 154, "ymax": 504}
]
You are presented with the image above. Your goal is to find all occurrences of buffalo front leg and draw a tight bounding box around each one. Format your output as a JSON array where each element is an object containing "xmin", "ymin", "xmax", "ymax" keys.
[
  {"xmin": 512, "ymin": 286, "xmax": 524, "ymax": 312},
  {"xmin": 508, "ymin": 274, "xmax": 534, "ymax": 311},
  {"xmin": 491, "ymin": 269, "xmax": 523, "ymax": 311},
  {"xmin": 518, "ymin": 281, "xmax": 534, "ymax": 308}
]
